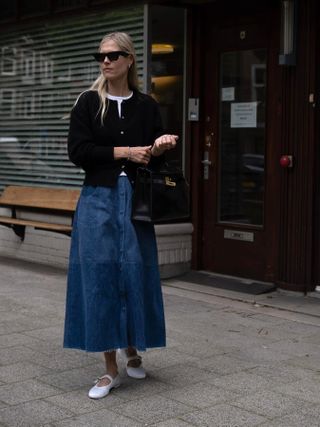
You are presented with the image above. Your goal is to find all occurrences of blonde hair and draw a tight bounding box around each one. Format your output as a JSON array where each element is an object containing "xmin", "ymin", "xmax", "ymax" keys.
[{"xmin": 89, "ymin": 32, "xmax": 140, "ymax": 124}]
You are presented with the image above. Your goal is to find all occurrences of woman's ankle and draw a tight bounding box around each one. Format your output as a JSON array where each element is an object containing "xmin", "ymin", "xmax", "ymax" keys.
[
  {"xmin": 106, "ymin": 367, "xmax": 119, "ymax": 377},
  {"xmin": 126, "ymin": 346, "xmax": 137, "ymax": 357}
]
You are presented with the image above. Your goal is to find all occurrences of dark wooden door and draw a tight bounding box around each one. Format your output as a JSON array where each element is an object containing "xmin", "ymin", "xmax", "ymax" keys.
[{"xmin": 199, "ymin": 4, "xmax": 280, "ymax": 281}]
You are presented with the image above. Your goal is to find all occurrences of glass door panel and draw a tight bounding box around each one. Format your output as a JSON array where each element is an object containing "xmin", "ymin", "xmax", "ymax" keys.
[{"xmin": 219, "ymin": 49, "xmax": 267, "ymax": 226}]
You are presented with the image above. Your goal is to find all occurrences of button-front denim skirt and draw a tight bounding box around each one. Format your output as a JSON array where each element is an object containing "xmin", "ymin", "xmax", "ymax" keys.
[{"xmin": 63, "ymin": 176, "xmax": 166, "ymax": 352}]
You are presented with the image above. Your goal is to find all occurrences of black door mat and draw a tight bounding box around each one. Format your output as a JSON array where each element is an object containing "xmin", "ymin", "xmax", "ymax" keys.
[{"xmin": 175, "ymin": 271, "xmax": 277, "ymax": 295}]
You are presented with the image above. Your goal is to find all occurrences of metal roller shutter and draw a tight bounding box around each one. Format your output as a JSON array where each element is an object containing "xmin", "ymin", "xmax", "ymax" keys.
[{"xmin": 0, "ymin": 7, "xmax": 145, "ymax": 191}]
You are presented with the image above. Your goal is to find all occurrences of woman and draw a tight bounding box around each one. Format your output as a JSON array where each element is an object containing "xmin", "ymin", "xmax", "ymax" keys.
[{"xmin": 63, "ymin": 32, "xmax": 177, "ymax": 399}]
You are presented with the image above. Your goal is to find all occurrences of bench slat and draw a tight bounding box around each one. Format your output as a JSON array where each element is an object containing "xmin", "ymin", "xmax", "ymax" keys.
[
  {"xmin": 0, "ymin": 216, "xmax": 72, "ymax": 232},
  {"xmin": 0, "ymin": 186, "xmax": 80, "ymax": 212}
]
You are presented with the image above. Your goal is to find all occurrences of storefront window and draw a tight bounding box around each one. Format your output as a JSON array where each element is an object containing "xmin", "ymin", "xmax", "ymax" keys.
[
  {"xmin": 0, "ymin": 5, "xmax": 186, "ymax": 192},
  {"xmin": 149, "ymin": 6, "xmax": 186, "ymax": 169}
]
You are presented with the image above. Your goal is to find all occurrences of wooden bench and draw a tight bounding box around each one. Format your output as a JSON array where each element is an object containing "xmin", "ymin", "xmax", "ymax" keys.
[{"xmin": 0, "ymin": 186, "xmax": 80, "ymax": 241}]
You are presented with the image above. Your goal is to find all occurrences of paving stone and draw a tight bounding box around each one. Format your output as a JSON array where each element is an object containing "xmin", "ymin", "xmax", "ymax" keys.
[
  {"xmin": 180, "ymin": 404, "xmax": 267, "ymax": 427},
  {"xmin": 260, "ymin": 403, "xmax": 320, "ymax": 426},
  {"xmin": 151, "ymin": 419, "xmax": 192, "ymax": 427},
  {"xmin": 111, "ymin": 375, "xmax": 170, "ymax": 401},
  {"xmin": 260, "ymin": 339, "xmax": 320, "ymax": 359},
  {"xmin": 168, "ymin": 333, "xmax": 237, "ymax": 358},
  {"xmin": 0, "ymin": 333, "xmax": 42, "ymax": 349},
  {"xmin": 37, "ymin": 363, "xmax": 105, "ymax": 392},
  {"xmin": 112, "ymin": 394, "xmax": 193, "ymax": 425},
  {"xmin": 230, "ymin": 389, "xmax": 313, "ymax": 418},
  {"xmin": 23, "ymin": 339, "xmax": 67, "ymax": 356},
  {"xmin": 259, "ymin": 413, "xmax": 320, "ymax": 427},
  {"xmin": 302, "ymin": 333, "xmax": 320, "ymax": 345},
  {"xmin": 0, "ymin": 346, "xmax": 40, "ymax": 366},
  {"xmin": 143, "ymin": 348, "xmax": 198, "ymax": 370},
  {"xmin": 29, "ymin": 348, "xmax": 98, "ymax": 372},
  {"xmin": 22, "ymin": 326, "xmax": 64, "ymax": 341},
  {"xmin": 2, "ymin": 259, "xmax": 320, "ymax": 427},
  {"xmin": 52, "ymin": 408, "xmax": 143, "ymax": 427},
  {"xmin": 242, "ymin": 313, "xmax": 288, "ymax": 325},
  {"xmin": 160, "ymin": 336, "xmax": 179, "ymax": 349},
  {"xmin": 160, "ymin": 381, "xmax": 239, "ymax": 409},
  {"xmin": 45, "ymin": 388, "xmax": 124, "ymax": 415},
  {"xmin": 287, "ymin": 354, "xmax": 320, "ymax": 371},
  {"xmin": 0, "ymin": 361, "xmax": 54, "ymax": 383},
  {"xmin": 0, "ymin": 296, "xmax": 22, "ymax": 313},
  {"xmin": 208, "ymin": 371, "xmax": 276, "ymax": 394},
  {"xmin": 219, "ymin": 311, "xmax": 284, "ymax": 331},
  {"xmin": 232, "ymin": 345, "xmax": 295, "ymax": 364},
  {"xmin": 0, "ymin": 399, "xmax": 75, "ymax": 426},
  {"xmin": 195, "ymin": 353, "xmax": 258, "ymax": 375},
  {"xmin": 298, "ymin": 403, "xmax": 320, "ymax": 418},
  {"xmin": 273, "ymin": 320, "xmax": 320, "ymax": 336},
  {"xmin": 0, "ymin": 320, "xmax": 41, "ymax": 335},
  {"xmin": 0, "ymin": 379, "xmax": 61, "ymax": 405},
  {"xmin": 213, "ymin": 333, "xmax": 275, "ymax": 352},
  {"xmin": 165, "ymin": 319, "xmax": 218, "ymax": 340},
  {"xmin": 247, "ymin": 362, "xmax": 318, "ymax": 385},
  {"xmin": 148, "ymin": 364, "xmax": 216, "ymax": 389},
  {"xmin": 3, "ymin": 303, "xmax": 64, "ymax": 323},
  {"xmin": 0, "ymin": 399, "xmax": 7, "ymax": 409},
  {"xmin": 275, "ymin": 378, "xmax": 320, "ymax": 404},
  {"xmin": 0, "ymin": 311, "xmax": 61, "ymax": 330},
  {"xmin": 163, "ymin": 294, "xmax": 217, "ymax": 314}
]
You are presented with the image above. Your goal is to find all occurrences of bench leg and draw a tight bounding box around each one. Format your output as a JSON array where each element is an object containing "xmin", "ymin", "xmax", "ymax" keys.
[{"xmin": 12, "ymin": 224, "xmax": 25, "ymax": 241}]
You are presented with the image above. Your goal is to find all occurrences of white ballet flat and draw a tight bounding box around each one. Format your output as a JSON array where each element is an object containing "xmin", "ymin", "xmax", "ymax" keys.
[
  {"xmin": 88, "ymin": 373, "xmax": 121, "ymax": 399},
  {"xmin": 117, "ymin": 349, "xmax": 146, "ymax": 379}
]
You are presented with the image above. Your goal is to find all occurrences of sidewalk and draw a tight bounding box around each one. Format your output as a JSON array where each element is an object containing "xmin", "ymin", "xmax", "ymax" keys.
[{"xmin": 0, "ymin": 257, "xmax": 320, "ymax": 426}]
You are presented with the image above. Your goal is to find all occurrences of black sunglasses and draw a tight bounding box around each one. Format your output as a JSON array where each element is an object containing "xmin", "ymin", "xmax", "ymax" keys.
[{"xmin": 93, "ymin": 51, "xmax": 130, "ymax": 63}]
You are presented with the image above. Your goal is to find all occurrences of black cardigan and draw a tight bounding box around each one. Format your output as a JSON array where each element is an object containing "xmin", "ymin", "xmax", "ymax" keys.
[{"xmin": 68, "ymin": 89, "xmax": 164, "ymax": 187}]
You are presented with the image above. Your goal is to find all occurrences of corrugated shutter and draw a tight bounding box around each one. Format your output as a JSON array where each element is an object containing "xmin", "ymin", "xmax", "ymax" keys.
[{"xmin": 0, "ymin": 7, "xmax": 145, "ymax": 191}]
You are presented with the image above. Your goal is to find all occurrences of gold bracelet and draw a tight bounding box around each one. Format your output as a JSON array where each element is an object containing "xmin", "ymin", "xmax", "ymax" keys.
[{"xmin": 127, "ymin": 146, "xmax": 131, "ymax": 161}]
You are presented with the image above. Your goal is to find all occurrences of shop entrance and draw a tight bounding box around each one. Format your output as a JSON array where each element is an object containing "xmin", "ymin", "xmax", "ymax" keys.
[{"xmin": 199, "ymin": 4, "xmax": 280, "ymax": 281}]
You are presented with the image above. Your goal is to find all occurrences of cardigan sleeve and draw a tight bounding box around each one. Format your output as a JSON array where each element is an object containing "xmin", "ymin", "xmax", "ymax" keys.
[
  {"xmin": 149, "ymin": 98, "xmax": 166, "ymax": 168},
  {"xmin": 67, "ymin": 92, "xmax": 114, "ymax": 170}
]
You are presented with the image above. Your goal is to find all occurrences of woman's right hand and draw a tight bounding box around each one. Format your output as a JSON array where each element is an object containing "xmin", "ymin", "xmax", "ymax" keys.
[
  {"xmin": 114, "ymin": 146, "xmax": 152, "ymax": 165},
  {"xmin": 128, "ymin": 145, "xmax": 152, "ymax": 165}
]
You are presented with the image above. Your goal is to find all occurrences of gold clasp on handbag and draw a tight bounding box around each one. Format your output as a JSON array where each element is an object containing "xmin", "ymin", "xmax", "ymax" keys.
[{"xmin": 165, "ymin": 176, "xmax": 176, "ymax": 187}]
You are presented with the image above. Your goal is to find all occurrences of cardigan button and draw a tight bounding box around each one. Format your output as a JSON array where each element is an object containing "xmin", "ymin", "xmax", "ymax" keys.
[{"xmin": 120, "ymin": 131, "xmax": 124, "ymax": 134}]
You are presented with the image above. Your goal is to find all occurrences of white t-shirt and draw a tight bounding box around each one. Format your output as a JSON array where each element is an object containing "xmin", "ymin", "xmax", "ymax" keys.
[
  {"xmin": 106, "ymin": 92, "xmax": 133, "ymax": 117},
  {"xmin": 106, "ymin": 92, "xmax": 133, "ymax": 176}
]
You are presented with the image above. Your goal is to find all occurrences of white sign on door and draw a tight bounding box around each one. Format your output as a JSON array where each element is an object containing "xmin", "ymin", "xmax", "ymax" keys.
[{"xmin": 230, "ymin": 102, "xmax": 257, "ymax": 128}]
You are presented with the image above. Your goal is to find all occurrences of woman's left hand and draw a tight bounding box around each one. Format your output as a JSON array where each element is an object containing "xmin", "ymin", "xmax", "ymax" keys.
[{"xmin": 151, "ymin": 134, "xmax": 178, "ymax": 157}]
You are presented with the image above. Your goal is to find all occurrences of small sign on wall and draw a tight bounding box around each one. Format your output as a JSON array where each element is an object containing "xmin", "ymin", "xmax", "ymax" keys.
[
  {"xmin": 230, "ymin": 102, "xmax": 257, "ymax": 128},
  {"xmin": 221, "ymin": 87, "xmax": 235, "ymax": 101},
  {"xmin": 224, "ymin": 229, "xmax": 254, "ymax": 242},
  {"xmin": 188, "ymin": 98, "xmax": 199, "ymax": 121}
]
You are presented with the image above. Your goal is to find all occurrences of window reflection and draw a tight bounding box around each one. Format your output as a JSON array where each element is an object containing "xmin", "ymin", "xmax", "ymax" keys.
[
  {"xmin": 150, "ymin": 6, "xmax": 185, "ymax": 168},
  {"xmin": 219, "ymin": 49, "xmax": 267, "ymax": 226}
]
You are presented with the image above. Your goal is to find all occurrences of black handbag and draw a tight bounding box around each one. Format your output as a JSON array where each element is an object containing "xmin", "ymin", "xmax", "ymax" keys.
[{"xmin": 132, "ymin": 164, "xmax": 190, "ymax": 223}]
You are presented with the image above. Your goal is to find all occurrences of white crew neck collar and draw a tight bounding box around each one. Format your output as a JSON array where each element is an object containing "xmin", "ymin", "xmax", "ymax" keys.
[{"xmin": 106, "ymin": 92, "xmax": 133, "ymax": 101}]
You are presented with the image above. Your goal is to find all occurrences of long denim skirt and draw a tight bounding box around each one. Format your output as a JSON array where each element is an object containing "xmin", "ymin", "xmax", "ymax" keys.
[{"xmin": 63, "ymin": 176, "xmax": 166, "ymax": 352}]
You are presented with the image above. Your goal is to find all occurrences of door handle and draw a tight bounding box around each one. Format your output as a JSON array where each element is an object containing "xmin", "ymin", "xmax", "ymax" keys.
[
  {"xmin": 202, "ymin": 151, "xmax": 212, "ymax": 180},
  {"xmin": 201, "ymin": 159, "xmax": 212, "ymax": 166}
]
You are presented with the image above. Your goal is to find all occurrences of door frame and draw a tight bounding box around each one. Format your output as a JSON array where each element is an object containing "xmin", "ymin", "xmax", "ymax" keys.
[{"xmin": 189, "ymin": 0, "xmax": 282, "ymax": 282}]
